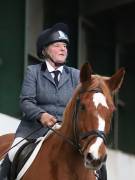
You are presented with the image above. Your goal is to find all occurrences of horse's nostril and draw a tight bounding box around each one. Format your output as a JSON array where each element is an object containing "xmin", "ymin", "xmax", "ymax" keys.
[
  {"xmin": 86, "ymin": 153, "xmax": 94, "ymax": 161},
  {"xmin": 92, "ymin": 159, "xmax": 101, "ymax": 167},
  {"xmin": 86, "ymin": 153, "xmax": 102, "ymax": 168}
]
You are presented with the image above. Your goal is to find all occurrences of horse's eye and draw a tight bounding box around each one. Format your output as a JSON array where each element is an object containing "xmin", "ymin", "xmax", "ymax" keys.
[{"xmin": 80, "ymin": 104, "xmax": 85, "ymax": 111}]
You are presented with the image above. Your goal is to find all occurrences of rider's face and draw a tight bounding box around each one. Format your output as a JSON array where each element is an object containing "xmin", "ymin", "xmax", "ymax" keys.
[{"xmin": 45, "ymin": 42, "xmax": 68, "ymax": 65}]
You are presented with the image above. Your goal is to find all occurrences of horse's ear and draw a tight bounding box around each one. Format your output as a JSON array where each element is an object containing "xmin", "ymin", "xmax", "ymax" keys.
[
  {"xmin": 107, "ymin": 67, "xmax": 125, "ymax": 92},
  {"xmin": 80, "ymin": 62, "xmax": 92, "ymax": 83}
]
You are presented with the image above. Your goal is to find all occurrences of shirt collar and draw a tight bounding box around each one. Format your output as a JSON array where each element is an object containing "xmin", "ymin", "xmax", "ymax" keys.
[{"xmin": 46, "ymin": 60, "xmax": 63, "ymax": 74}]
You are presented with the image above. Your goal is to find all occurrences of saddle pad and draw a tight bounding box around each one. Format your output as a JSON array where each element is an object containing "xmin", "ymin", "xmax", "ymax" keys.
[{"xmin": 16, "ymin": 123, "xmax": 61, "ymax": 180}]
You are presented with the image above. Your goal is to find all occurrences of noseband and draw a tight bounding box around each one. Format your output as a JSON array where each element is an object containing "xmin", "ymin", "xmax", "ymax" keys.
[{"xmin": 72, "ymin": 88, "xmax": 107, "ymax": 152}]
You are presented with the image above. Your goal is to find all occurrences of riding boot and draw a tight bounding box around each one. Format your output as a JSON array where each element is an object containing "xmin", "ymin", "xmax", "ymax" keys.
[
  {"xmin": 96, "ymin": 164, "xmax": 107, "ymax": 180},
  {"xmin": 0, "ymin": 155, "xmax": 11, "ymax": 180}
]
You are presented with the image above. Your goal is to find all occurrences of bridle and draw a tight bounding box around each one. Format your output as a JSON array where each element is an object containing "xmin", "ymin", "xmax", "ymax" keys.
[{"xmin": 72, "ymin": 88, "xmax": 107, "ymax": 153}]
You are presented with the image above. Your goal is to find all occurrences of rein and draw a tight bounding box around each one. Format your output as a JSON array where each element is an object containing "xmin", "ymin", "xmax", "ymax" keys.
[{"xmin": 47, "ymin": 126, "xmax": 82, "ymax": 152}]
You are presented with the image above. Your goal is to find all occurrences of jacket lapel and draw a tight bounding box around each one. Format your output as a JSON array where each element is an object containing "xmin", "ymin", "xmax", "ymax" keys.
[{"xmin": 41, "ymin": 63, "xmax": 55, "ymax": 85}]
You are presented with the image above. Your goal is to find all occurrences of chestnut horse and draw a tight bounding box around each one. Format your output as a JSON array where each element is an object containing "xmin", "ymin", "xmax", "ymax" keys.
[
  {"xmin": 20, "ymin": 63, "xmax": 125, "ymax": 180},
  {"xmin": 0, "ymin": 63, "xmax": 125, "ymax": 180}
]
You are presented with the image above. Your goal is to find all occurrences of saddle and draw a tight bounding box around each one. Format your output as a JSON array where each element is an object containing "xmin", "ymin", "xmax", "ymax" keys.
[{"xmin": 9, "ymin": 139, "xmax": 39, "ymax": 180}]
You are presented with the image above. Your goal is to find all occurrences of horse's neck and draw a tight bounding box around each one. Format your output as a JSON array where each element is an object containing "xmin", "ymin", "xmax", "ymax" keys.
[{"xmin": 44, "ymin": 101, "xmax": 86, "ymax": 168}]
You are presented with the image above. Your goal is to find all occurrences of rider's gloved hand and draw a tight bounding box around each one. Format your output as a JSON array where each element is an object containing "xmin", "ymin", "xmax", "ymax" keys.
[{"xmin": 39, "ymin": 113, "xmax": 57, "ymax": 127}]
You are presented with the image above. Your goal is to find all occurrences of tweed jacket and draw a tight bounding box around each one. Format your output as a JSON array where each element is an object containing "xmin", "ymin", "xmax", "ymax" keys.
[{"xmin": 15, "ymin": 62, "xmax": 80, "ymax": 139}]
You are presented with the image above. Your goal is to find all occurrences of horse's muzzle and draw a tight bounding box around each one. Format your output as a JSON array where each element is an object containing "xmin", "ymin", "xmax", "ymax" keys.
[{"xmin": 84, "ymin": 153, "xmax": 107, "ymax": 170}]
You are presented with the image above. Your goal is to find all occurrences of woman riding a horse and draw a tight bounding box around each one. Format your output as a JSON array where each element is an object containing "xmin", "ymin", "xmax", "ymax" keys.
[{"xmin": 0, "ymin": 22, "xmax": 124, "ymax": 180}]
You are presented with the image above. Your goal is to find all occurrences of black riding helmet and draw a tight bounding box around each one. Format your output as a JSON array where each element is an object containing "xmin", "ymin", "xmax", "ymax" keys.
[{"xmin": 36, "ymin": 23, "xmax": 69, "ymax": 58}]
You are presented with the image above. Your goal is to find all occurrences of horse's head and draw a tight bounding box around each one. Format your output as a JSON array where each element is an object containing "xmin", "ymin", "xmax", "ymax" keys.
[{"xmin": 71, "ymin": 63, "xmax": 125, "ymax": 170}]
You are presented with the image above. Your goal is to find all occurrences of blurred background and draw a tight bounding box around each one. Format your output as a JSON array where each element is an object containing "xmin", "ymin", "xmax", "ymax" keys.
[{"xmin": 0, "ymin": 0, "xmax": 135, "ymax": 179}]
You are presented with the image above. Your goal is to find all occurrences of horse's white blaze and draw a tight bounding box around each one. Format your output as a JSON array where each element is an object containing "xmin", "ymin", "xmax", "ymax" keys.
[
  {"xmin": 93, "ymin": 93, "xmax": 109, "ymax": 109},
  {"xmin": 89, "ymin": 115, "xmax": 105, "ymax": 159},
  {"xmin": 88, "ymin": 94, "xmax": 106, "ymax": 159},
  {"xmin": 98, "ymin": 114, "xmax": 105, "ymax": 131},
  {"xmin": 89, "ymin": 137, "xmax": 103, "ymax": 159}
]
